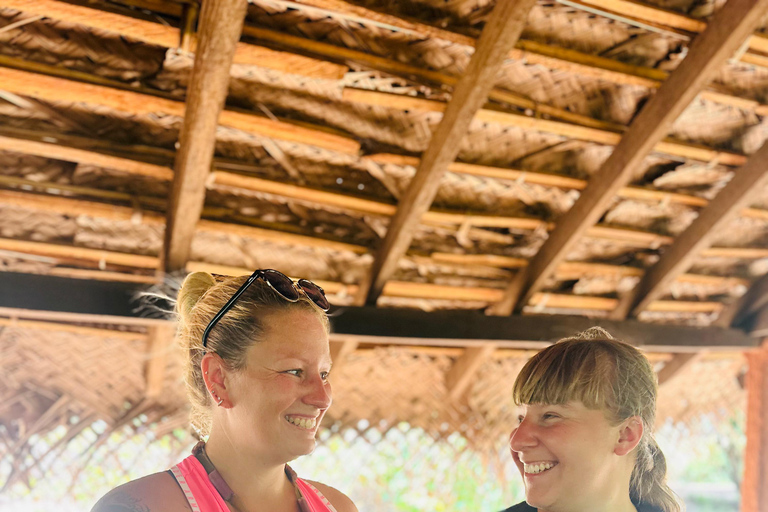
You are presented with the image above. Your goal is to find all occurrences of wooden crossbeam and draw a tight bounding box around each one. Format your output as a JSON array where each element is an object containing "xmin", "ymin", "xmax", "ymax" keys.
[
  {"xmin": 292, "ymin": 0, "xmax": 768, "ymax": 113},
  {"xmin": 445, "ymin": 344, "xmax": 497, "ymax": 402},
  {"xmin": 1, "ymin": 0, "xmax": 346, "ymax": 79},
  {"xmin": 163, "ymin": 0, "xmax": 248, "ymax": 272},
  {"xmin": 611, "ymin": 141, "xmax": 768, "ymax": 320},
  {"xmin": 0, "ymin": 57, "xmax": 359, "ymax": 154},
  {"xmin": 487, "ymin": 0, "xmax": 768, "ymax": 317},
  {"xmin": 356, "ymin": 0, "xmax": 542, "ymax": 305},
  {"xmin": 0, "ymin": 272, "xmax": 756, "ymax": 350}
]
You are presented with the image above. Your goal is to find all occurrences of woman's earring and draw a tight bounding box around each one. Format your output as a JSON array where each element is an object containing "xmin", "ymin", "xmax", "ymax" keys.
[{"xmin": 216, "ymin": 396, "xmax": 224, "ymax": 406}]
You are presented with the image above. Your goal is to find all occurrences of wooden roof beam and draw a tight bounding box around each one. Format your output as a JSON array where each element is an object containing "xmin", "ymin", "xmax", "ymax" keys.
[
  {"xmin": 611, "ymin": 141, "xmax": 768, "ymax": 320},
  {"xmin": 1, "ymin": 272, "xmax": 756, "ymax": 350},
  {"xmin": 163, "ymin": 0, "xmax": 248, "ymax": 272},
  {"xmin": 357, "ymin": 0, "xmax": 557, "ymax": 305},
  {"xmin": 487, "ymin": 0, "xmax": 768, "ymax": 316},
  {"xmin": 290, "ymin": 0, "xmax": 768, "ymax": 113},
  {"xmin": 1, "ymin": 0, "xmax": 346, "ymax": 79},
  {"xmin": 0, "ymin": 57, "xmax": 358, "ymax": 154},
  {"xmin": 445, "ymin": 344, "xmax": 497, "ymax": 402}
]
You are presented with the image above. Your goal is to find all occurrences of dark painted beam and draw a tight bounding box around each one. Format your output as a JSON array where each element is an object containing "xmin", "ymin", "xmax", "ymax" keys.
[{"xmin": 0, "ymin": 272, "xmax": 756, "ymax": 350}]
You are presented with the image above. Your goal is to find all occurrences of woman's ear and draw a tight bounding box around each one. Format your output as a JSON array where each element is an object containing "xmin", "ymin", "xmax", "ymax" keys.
[
  {"xmin": 201, "ymin": 353, "xmax": 232, "ymax": 408},
  {"xmin": 614, "ymin": 416, "xmax": 644, "ymax": 456}
]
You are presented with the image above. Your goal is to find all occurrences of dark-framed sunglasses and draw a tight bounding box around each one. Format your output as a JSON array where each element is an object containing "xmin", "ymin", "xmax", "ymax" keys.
[{"xmin": 202, "ymin": 269, "xmax": 330, "ymax": 349}]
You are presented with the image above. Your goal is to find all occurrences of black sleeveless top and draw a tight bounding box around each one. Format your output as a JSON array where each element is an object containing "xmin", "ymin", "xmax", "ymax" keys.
[{"xmin": 500, "ymin": 501, "xmax": 664, "ymax": 511}]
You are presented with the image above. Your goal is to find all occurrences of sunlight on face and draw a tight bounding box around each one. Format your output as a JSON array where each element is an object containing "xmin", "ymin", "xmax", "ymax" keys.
[
  {"xmin": 509, "ymin": 401, "xmax": 629, "ymax": 512},
  {"xmin": 227, "ymin": 309, "xmax": 332, "ymax": 465}
]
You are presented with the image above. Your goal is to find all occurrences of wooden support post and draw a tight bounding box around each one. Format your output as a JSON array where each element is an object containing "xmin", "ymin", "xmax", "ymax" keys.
[
  {"xmin": 741, "ymin": 340, "xmax": 768, "ymax": 512},
  {"xmin": 487, "ymin": 0, "xmax": 768, "ymax": 316},
  {"xmin": 145, "ymin": 324, "xmax": 176, "ymax": 399},
  {"xmin": 357, "ymin": 0, "xmax": 539, "ymax": 305},
  {"xmin": 446, "ymin": 344, "xmax": 497, "ymax": 402},
  {"xmin": 163, "ymin": 0, "xmax": 248, "ymax": 272}
]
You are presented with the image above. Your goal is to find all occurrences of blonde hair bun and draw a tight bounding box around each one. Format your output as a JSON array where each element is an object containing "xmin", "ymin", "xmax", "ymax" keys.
[{"xmin": 177, "ymin": 272, "xmax": 217, "ymax": 322}]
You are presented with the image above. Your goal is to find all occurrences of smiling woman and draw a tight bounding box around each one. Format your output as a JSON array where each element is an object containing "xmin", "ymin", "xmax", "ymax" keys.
[
  {"xmin": 501, "ymin": 328, "xmax": 681, "ymax": 512},
  {"xmin": 91, "ymin": 270, "xmax": 358, "ymax": 512}
]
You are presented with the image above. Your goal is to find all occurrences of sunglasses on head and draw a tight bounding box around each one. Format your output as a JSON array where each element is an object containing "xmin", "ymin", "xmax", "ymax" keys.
[{"xmin": 202, "ymin": 269, "xmax": 330, "ymax": 349}]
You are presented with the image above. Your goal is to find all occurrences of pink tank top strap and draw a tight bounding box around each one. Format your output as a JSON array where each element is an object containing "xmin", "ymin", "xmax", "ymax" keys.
[
  {"xmin": 170, "ymin": 454, "xmax": 230, "ymax": 512},
  {"xmin": 294, "ymin": 477, "xmax": 339, "ymax": 512}
]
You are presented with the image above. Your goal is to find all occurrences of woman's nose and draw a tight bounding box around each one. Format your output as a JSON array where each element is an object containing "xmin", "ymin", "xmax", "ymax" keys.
[
  {"xmin": 509, "ymin": 419, "xmax": 538, "ymax": 452},
  {"xmin": 304, "ymin": 374, "xmax": 332, "ymax": 409}
]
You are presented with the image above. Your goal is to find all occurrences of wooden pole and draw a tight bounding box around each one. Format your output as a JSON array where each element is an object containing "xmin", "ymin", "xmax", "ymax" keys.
[
  {"xmin": 741, "ymin": 340, "xmax": 768, "ymax": 512},
  {"xmin": 163, "ymin": 0, "xmax": 248, "ymax": 272}
]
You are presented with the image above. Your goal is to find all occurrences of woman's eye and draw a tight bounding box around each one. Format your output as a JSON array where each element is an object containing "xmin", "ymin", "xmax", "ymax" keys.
[
  {"xmin": 542, "ymin": 413, "xmax": 559, "ymax": 420},
  {"xmin": 320, "ymin": 371, "xmax": 330, "ymax": 381},
  {"xmin": 285, "ymin": 369, "xmax": 303, "ymax": 377},
  {"xmin": 517, "ymin": 415, "xmax": 525, "ymax": 424}
]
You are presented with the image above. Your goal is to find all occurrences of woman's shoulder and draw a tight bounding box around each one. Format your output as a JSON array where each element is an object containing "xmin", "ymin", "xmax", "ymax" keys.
[
  {"xmin": 304, "ymin": 480, "xmax": 358, "ymax": 512},
  {"xmin": 499, "ymin": 502, "xmax": 537, "ymax": 512},
  {"xmin": 91, "ymin": 471, "xmax": 191, "ymax": 512}
]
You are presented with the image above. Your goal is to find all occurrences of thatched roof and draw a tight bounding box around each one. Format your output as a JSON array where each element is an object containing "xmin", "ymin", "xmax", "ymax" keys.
[{"xmin": 1, "ymin": 0, "xmax": 767, "ymax": 498}]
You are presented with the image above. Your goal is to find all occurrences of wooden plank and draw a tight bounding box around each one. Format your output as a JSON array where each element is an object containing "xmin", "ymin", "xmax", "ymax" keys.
[
  {"xmin": 1, "ymin": 0, "xmax": 345, "ymax": 79},
  {"xmin": 740, "ymin": 341, "xmax": 768, "ymax": 511},
  {"xmin": 0, "ymin": 134, "xmax": 173, "ymax": 180},
  {"xmin": 0, "ymin": 317, "xmax": 145, "ymax": 340},
  {"xmin": 612, "ymin": 141, "xmax": 768, "ymax": 319},
  {"xmin": 0, "ymin": 238, "xmax": 159, "ymax": 269},
  {"xmin": 145, "ymin": 324, "xmax": 176, "ymax": 398},
  {"xmin": 356, "ymin": 0, "xmax": 541, "ymax": 306},
  {"xmin": 163, "ymin": 0, "xmax": 248, "ymax": 272},
  {"xmin": 445, "ymin": 344, "xmax": 497, "ymax": 401},
  {"xmin": 488, "ymin": 0, "xmax": 768, "ymax": 316},
  {"xmin": 0, "ymin": 58, "xmax": 358, "ymax": 154},
  {"xmin": 328, "ymin": 306, "xmax": 757, "ymax": 351}
]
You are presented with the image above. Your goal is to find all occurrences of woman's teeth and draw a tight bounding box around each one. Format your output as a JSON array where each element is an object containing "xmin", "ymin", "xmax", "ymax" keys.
[
  {"xmin": 524, "ymin": 462, "xmax": 556, "ymax": 474},
  {"xmin": 285, "ymin": 416, "xmax": 317, "ymax": 429}
]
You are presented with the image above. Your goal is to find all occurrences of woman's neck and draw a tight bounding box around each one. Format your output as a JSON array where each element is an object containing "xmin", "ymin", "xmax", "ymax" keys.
[{"xmin": 203, "ymin": 430, "xmax": 296, "ymax": 511}]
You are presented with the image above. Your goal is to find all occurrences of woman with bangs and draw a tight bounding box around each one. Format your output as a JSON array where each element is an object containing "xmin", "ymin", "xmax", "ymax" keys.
[{"xmin": 501, "ymin": 328, "xmax": 681, "ymax": 512}]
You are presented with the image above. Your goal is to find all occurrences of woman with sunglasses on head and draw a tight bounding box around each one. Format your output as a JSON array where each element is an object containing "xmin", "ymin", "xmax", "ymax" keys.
[
  {"xmin": 501, "ymin": 328, "xmax": 680, "ymax": 512},
  {"xmin": 93, "ymin": 270, "xmax": 358, "ymax": 512}
]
